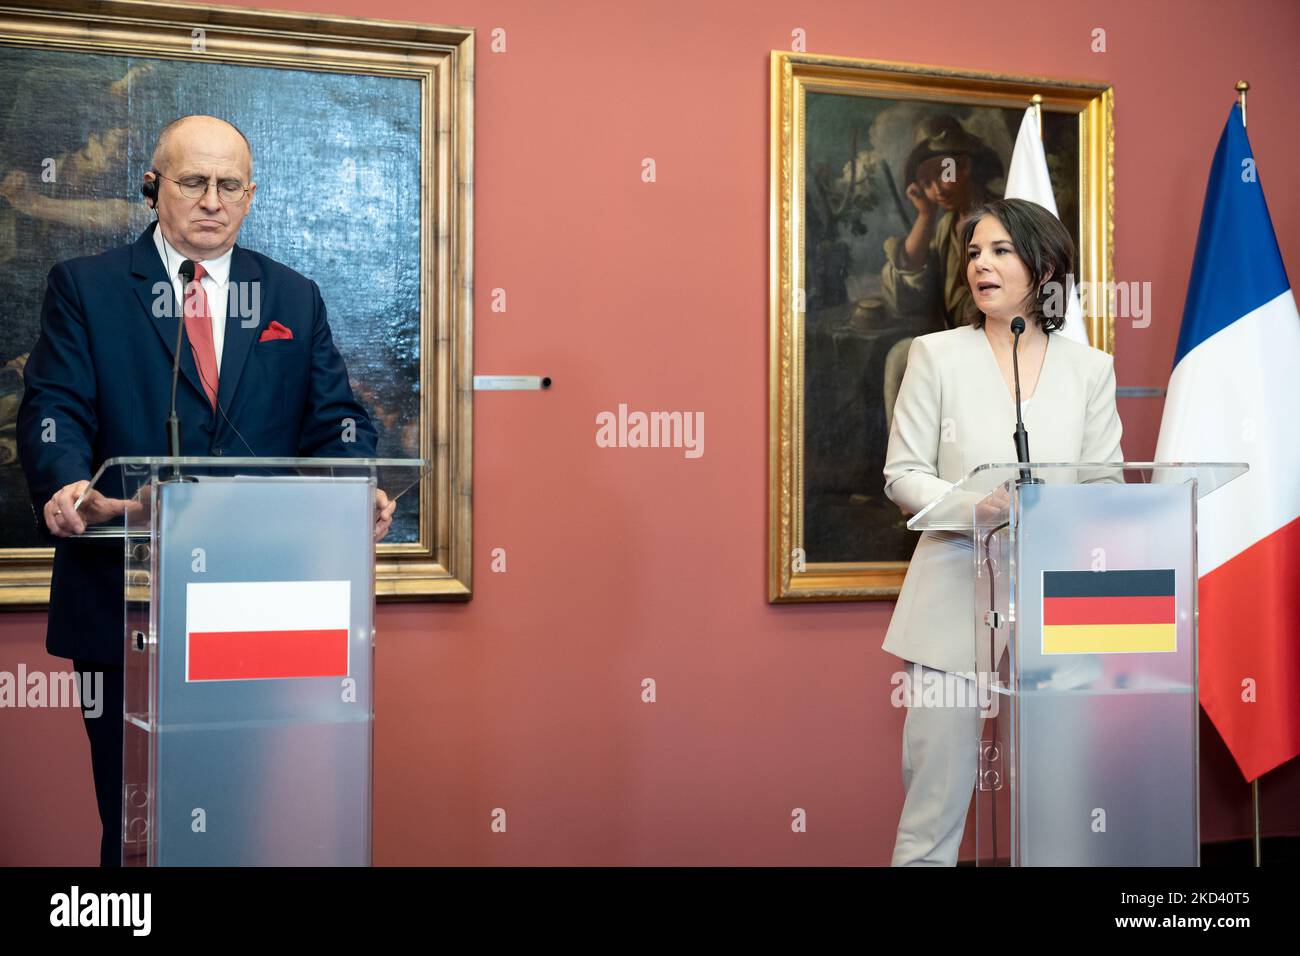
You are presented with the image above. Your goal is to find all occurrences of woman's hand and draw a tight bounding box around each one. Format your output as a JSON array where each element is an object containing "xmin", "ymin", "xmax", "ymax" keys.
[{"xmin": 974, "ymin": 484, "xmax": 1014, "ymax": 527}]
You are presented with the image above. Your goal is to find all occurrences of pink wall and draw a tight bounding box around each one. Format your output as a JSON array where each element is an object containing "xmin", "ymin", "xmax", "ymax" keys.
[{"xmin": 3, "ymin": 0, "xmax": 1299, "ymax": 865}]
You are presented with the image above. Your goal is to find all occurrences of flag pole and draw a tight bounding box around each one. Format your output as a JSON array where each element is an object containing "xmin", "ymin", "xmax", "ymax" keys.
[
  {"xmin": 1253, "ymin": 773, "xmax": 1262, "ymax": 866},
  {"xmin": 1031, "ymin": 93, "xmax": 1043, "ymax": 138},
  {"xmin": 1236, "ymin": 76, "xmax": 1261, "ymax": 867}
]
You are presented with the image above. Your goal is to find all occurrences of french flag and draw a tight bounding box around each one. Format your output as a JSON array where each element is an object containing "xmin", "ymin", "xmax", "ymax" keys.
[
  {"xmin": 1155, "ymin": 103, "xmax": 1300, "ymax": 782},
  {"xmin": 185, "ymin": 580, "xmax": 352, "ymax": 682}
]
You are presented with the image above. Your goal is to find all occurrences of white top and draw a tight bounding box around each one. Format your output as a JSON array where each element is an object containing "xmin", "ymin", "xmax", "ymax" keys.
[{"xmin": 152, "ymin": 226, "xmax": 233, "ymax": 369}]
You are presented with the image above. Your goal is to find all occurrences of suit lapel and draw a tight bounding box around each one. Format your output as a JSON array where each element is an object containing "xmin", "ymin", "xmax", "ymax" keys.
[
  {"xmin": 131, "ymin": 222, "xmax": 207, "ymax": 406},
  {"xmin": 215, "ymin": 244, "xmax": 264, "ymax": 412}
]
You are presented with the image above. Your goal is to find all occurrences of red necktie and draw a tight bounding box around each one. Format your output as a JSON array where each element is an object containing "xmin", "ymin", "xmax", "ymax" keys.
[{"xmin": 183, "ymin": 262, "xmax": 219, "ymax": 409}]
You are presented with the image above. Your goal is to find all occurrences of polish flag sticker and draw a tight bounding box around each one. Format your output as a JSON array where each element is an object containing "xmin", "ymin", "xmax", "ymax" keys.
[{"xmin": 185, "ymin": 581, "xmax": 352, "ymax": 682}]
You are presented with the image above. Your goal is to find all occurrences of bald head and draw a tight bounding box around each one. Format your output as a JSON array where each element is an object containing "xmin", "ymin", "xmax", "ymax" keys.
[
  {"xmin": 144, "ymin": 114, "xmax": 256, "ymax": 261},
  {"xmin": 151, "ymin": 115, "xmax": 253, "ymax": 179}
]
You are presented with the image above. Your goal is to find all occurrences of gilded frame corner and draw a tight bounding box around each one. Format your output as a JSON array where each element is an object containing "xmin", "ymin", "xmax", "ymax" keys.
[{"xmin": 0, "ymin": 0, "xmax": 474, "ymax": 606}]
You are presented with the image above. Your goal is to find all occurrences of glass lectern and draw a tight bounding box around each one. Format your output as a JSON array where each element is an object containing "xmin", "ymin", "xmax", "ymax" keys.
[
  {"xmin": 74, "ymin": 456, "xmax": 427, "ymax": 866},
  {"xmin": 908, "ymin": 461, "xmax": 1247, "ymax": 867}
]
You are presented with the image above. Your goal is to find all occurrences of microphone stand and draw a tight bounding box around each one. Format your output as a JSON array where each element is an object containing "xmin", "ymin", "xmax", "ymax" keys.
[
  {"xmin": 983, "ymin": 315, "xmax": 1040, "ymax": 862},
  {"xmin": 1010, "ymin": 316, "xmax": 1042, "ymax": 487},
  {"xmin": 164, "ymin": 259, "xmax": 196, "ymax": 483}
]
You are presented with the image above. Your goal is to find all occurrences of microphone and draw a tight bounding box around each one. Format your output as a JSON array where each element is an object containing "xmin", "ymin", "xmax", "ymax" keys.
[
  {"xmin": 165, "ymin": 259, "xmax": 195, "ymax": 469},
  {"xmin": 1009, "ymin": 316, "xmax": 1038, "ymax": 485}
]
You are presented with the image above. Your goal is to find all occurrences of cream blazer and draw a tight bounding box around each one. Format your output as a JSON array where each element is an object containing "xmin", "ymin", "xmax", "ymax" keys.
[{"xmin": 881, "ymin": 325, "xmax": 1125, "ymax": 674}]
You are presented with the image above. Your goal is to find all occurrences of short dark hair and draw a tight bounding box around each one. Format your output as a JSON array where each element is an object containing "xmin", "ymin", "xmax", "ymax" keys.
[{"xmin": 959, "ymin": 198, "xmax": 1075, "ymax": 332}]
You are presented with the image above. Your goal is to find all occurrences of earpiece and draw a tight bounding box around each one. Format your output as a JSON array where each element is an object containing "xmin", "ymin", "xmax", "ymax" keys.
[{"xmin": 141, "ymin": 170, "xmax": 159, "ymax": 208}]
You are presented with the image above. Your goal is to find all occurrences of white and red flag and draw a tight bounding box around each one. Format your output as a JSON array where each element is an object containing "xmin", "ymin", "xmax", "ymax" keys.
[
  {"xmin": 185, "ymin": 580, "xmax": 352, "ymax": 682},
  {"xmin": 1004, "ymin": 106, "xmax": 1089, "ymax": 346}
]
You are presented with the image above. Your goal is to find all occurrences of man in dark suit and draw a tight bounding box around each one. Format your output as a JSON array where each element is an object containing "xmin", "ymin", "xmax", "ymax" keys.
[{"xmin": 16, "ymin": 114, "xmax": 395, "ymax": 866}]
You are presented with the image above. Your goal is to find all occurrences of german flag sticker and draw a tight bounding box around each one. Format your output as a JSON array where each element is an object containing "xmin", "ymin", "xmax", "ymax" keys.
[{"xmin": 1042, "ymin": 570, "xmax": 1177, "ymax": 655}]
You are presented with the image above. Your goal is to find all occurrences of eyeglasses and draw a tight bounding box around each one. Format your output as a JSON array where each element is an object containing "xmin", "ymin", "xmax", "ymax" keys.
[{"xmin": 153, "ymin": 170, "xmax": 251, "ymax": 204}]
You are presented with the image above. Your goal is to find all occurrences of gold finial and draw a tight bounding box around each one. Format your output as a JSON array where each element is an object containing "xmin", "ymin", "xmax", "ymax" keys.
[
  {"xmin": 1236, "ymin": 80, "xmax": 1249, "ymax": 127},
  {"xmin": 1031, "ymin": 93, "xmax": 1043, "ymax": 138}
]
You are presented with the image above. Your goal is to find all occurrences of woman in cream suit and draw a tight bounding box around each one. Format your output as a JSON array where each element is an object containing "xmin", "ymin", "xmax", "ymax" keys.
[{"xmin": 882, "ymin": 198, "xmax": 1124, "ymax": 866}]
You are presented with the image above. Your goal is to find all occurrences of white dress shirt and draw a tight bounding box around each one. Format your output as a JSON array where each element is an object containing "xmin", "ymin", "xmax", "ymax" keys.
[{"xmin": 152, "ymin": 225, "xmax": 233, "ymax": 369}]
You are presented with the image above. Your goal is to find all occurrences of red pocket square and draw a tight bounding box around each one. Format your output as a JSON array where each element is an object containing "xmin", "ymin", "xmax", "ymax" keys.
[{"xmin": 259, "ymin": 321, "xmax": 293, "ymax": 342}]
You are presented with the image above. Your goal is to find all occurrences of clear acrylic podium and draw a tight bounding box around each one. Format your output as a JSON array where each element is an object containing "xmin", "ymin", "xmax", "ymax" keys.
[
  {"xmin": 74, "ymin": 456, "xmax": 427, "ymax": 866},
  {"xmin": 908, "ymin": 461, "xmax": 1247, "ymax": 867}
]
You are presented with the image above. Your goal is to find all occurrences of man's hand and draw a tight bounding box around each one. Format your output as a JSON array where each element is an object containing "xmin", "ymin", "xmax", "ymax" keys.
[
  {"xmin": 43, "ymin": 480, "xmax": 132, "ymax": 537},
  {"xmin": 374, "ymin": 488, "xmax": 396, "ymax": 542}
]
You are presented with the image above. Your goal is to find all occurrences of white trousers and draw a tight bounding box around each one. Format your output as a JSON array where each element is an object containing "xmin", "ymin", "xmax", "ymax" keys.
[{"xmin": 891, "ymin": 662, "xmax": 983, "ymax": 866}]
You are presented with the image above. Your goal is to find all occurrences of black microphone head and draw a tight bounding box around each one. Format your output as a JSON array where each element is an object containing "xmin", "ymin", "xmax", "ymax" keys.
[
  {"xmin": 178, "ymin": 259, "xmax": 196, "ymax": 284},
  {"xmin": 1010, "ymin": 315, "xmax": 1025, "ymax": 335}
]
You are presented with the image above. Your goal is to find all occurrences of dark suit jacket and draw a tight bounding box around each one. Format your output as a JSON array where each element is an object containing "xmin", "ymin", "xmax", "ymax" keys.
[{"xmin": 16, "ymin": 222, "xmax": 379, "ymax": 664}]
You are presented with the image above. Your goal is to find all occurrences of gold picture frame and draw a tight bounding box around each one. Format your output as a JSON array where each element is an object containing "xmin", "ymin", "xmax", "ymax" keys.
[
  {"xmin": 769, "ymin": 51, "xmax": 1113, "ymax": 602},
  {"xmin": 0, "ymin": 0, "xmax": 473, "ymax": 605}
]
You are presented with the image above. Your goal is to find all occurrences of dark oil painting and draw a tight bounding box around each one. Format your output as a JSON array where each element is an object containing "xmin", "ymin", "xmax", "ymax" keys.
[
  {"xmin": 801, "ymin": 93, "xmax": 1079, "ymax": 564},
  {"xmin": 0, "ymin": 46, "xmax": 423, "ymax": 547}
]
